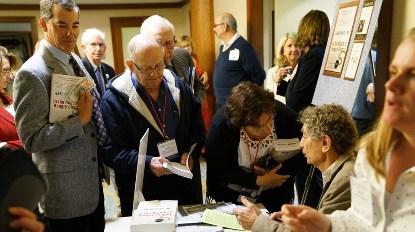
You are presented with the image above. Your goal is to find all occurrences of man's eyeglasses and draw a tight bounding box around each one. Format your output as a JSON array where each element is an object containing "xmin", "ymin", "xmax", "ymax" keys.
[
  {"xmin": 133, "ymin": 62, "xmax": 165, "ymax": 75},
  {"xmin": 157, "ymin": 39, "xmax": 175, "ymax": 49},
  {"xmin": 213, "ymin": 23, "xmax": 224, "ymax": 28}
]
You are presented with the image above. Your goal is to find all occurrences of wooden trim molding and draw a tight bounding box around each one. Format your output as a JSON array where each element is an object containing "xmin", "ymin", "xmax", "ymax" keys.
[
  {"xmin": 0, "ymin": 16, "xmax": 38, "ymax": 52},
  {"xmin": 374, "ymin": 0, "xmax": 392, "ymax": 115},
  {"xmin": 0, "ymin": 1, "xmax": 189, "ymax": 10},
  {"xmin": 247, "ymin": 0, "xmax": 264, "ymax": 65},
  {"xmin": 110, "ymin": 16, "xmax": 147, "ymax": 73}
]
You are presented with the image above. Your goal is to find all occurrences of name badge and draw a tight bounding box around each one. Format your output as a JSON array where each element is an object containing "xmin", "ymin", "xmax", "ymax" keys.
[
  {"xmin": 157, "ymin": 139, "xmax": 178, "ymax": 158},
  {"xmin": 229, "ymin": 48, "xmax": 240, "ymax": 61},
  {"xmin": 350, "ymin": 176, "xmax": 373, "ymax": 225}
]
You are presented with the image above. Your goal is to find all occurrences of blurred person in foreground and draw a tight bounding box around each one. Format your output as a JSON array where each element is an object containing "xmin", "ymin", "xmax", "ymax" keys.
[{"xmin": 281, "ymin": 34, "xmax": 415, "ymax": 232}]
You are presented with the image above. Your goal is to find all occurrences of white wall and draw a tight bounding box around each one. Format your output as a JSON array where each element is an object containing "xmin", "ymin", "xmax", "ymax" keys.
[
  {"xmin": 274, "ymin": 0, "xmax": 340, "ymax": 57},
  {"xmin": 391, "ymin": 0, "xmax": 415, "ymax": 56},
  {"xmin": 213, "ymin": 0, "xmax": 247, "ymax": 56}
]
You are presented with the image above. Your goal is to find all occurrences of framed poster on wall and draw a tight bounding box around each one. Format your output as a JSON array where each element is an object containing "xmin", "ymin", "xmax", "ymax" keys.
[{"xmin": 322, "ymin": 0, "xmax": 360, "ymax": 78}]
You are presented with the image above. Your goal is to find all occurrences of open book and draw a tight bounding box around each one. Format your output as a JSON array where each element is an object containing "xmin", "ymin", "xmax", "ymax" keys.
[
  {"xmin": 162, "ymin": 143, "xmax": 197, "ymax": 179},
  {"xmin": 272, "ymin": 138, "xmax": 301, "ymax": 163}
]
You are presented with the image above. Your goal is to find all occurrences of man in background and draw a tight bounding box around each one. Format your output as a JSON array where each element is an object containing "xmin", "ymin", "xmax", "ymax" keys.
[
  {"xmin": 81, "ymin": 28, "xmax": 116, "ymax": 98},
  {"xmin": 140, "ymin": 15, "xmax": 205, "ymax": 101},
  {"xmin": 212, "ymin": 12, "xmax": 265, "ymax": 110}
]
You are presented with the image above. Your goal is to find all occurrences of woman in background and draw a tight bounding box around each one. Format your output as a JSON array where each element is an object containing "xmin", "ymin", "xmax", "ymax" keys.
[
  {"xmin": 284, "ymin": 10, "xmax": 330, "ymax": 209},
  {"xmin": 177, "ymin": 35, "xmax": 211, "ymax": 130},
  {"xmin": 0, "ymin": 46, "xmax": 21, "ymax": 149},
  {"xmin": 282, "ymin": 34, "xmax": 415, "ymax": 232},
  {"xmin": 264, "ymin": 32, "xmax": 301, "ymax": 102}
]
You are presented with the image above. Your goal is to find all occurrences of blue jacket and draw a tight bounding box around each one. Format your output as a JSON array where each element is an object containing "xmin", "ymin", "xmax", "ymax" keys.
[{"xmin": 100, "ymin": 70, "xmax": 205, "ymax": 207}]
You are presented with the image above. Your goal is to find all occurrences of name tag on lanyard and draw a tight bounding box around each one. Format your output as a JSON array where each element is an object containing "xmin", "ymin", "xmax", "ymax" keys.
[{"xmin": 158, "ymin": 139, "xmax": 178, "ymax": 158}]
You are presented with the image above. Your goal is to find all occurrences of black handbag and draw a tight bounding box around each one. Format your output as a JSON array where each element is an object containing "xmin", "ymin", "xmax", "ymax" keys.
[{"xmin": 0, "ymin": 148, "xmax": 47, "ymax": 232}]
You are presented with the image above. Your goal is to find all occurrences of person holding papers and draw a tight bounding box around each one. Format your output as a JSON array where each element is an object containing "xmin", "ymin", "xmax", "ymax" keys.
[
  {"xmin": 206, "ymin": 81, "xmax": 306, "ymax": 212},
  {"xmin": 234, "ymin": 104, "xmax": 357, "ymax": 232},
  {"xmin": 281, "ymin": 35, "xmax": 415, "ymax": 232},
  {"xmin": 13, "ymin": 0, "xmax": 105, "ymax": 231},
  {"xmin": 100, "ymin": 34, "xmax": 205, "ymax": 216}
]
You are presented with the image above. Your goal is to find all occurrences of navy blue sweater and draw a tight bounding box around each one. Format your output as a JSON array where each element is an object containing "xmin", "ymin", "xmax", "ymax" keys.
[{"xmin": 213, "ymin": 36, "xmax": 265, "ymax": 105}]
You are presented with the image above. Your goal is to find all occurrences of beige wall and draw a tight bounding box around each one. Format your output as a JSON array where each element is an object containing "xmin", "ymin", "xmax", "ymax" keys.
[
  {"xmin": 391, "ymin": 0, "xmax": 415, "ymax": 56},
  {"xmin": 213, "ymin": 0, "xmax": 247, "ymax": 56},
  {"xmin": 0, "ymin": 7, "xmax": 190, "ymax": 68}
]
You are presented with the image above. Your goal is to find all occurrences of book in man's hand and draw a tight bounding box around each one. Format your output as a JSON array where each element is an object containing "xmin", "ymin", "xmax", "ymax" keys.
[
  {"xmin": 162, "ymin": 143, "xmax": 197, "ymax": 179},
  {"xmin": 49, "ymin": 74, "xmax": 95, "ymax": 123}
]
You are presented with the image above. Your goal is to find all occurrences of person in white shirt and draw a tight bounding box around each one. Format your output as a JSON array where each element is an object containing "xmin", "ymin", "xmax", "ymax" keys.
[
  {"xmin": 281, "ymin": 34, "xmax": 415, "ymax": 232},
  {"xmin": 264, "ymin": 32, "xmax": 301, "ymax": 102}
]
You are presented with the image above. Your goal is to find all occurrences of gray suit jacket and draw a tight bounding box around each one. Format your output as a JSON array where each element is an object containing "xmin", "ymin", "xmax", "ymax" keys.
[
  {"xmin": 172, "ymin": 47, "xmax": 205, "ymax": 100},
  {"xmin": 13, "ymin": 41, "xmax": 100, "ymax": 219},
  {"xmin": 251, "ymin": 153, "xmax": 355, "ymax": 232}
]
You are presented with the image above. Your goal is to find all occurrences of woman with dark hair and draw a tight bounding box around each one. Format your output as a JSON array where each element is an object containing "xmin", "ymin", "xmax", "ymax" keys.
[
  {"xmin": 0, "ymin": 46, "xmax": 21, "ymax": 149},
  {"xmin": 206, "ymin": 82, "xmax": 307, "ymax": 212},
  {"xmin": 285, "ymin": 9, "xmax": 330, "ymax": 112},
  {"xmin": 283, "ymin": 9, "xmax": 330, "ymax": 209}
]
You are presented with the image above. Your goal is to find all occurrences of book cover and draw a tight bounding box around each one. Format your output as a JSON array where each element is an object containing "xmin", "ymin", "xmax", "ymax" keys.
[
  {"xmin": 162, "ymin": 143, "xmax": 197, "ymax": 179},
  {"xmin": 49, "ymin": 74, "xmax": 83, "ymax": 123},
  {"xmin": 131, "ymin": 200, "xmax": 178, "ymax": 232}
]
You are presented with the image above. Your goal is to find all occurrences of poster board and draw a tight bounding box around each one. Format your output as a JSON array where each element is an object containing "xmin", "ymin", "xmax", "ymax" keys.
[
  {"xmin": 323, "ymin": 1, "xmax": 360, "ymax": 78},
  {"xmin": 312, "ymin": 0, "xmax": 382, "ymax": 111}
]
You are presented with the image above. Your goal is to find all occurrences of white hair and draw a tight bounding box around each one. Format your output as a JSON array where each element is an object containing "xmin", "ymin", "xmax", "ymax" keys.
[
  {"xmin": 81, "ymin": 28, "xmax": 105, "ymax": 45},
  {"xmin": 127, "ymin": 33, "xmax": 160, "ymax": 58},
  {"xmin": 140, "ymin": 15, "xmax": 175, "ymax": 36}
]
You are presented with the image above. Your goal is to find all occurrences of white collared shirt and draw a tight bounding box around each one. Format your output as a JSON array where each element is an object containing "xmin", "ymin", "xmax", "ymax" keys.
[
  {"xmin": 222, "ymin": 33, "xmax": 241, "ymax": 52},
  {"xmin": 328, "ymin": 145, "xmax": 415, "ymax": 232}
]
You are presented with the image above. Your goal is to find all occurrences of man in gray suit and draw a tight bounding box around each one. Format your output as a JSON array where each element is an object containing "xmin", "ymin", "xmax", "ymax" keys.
[{"xmin": 13, "ymin": 0, "xmax": 105, "ymax": 231}]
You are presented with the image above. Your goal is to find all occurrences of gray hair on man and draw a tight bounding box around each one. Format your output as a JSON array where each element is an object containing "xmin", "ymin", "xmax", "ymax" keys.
[
  {"xmin": 127, "ymin": 33, "xmax": 161, "ymax": 58},
  {"xmin": 81, "ymin": 28, "xmax": 105, "ymax": 45},
  {"xmin": 140, "ymin": 15, "xmax": 175, "ymax": 36},
  {"xmin": 40, "ymin": 0, "xmax": 79, "ymax": 20},
  {"xmin": 219, "ymin": 12, "xmax": 237, "ymax": 31}
]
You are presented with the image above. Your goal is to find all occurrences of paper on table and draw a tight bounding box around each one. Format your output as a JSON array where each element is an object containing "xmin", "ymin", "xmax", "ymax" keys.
[{"xmin": 201, "ymin": 209, "xmax": 244, "ymax": 231}]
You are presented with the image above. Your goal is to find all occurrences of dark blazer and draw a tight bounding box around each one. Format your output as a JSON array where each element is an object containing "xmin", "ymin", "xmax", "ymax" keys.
[
  {"xmin": 82, "ymin": 58, "xmax": 116, "ymax": 97},
  {"xmin": 172, "ymin": 47, "xmax": 205, "ymax": 100},
  {"xmin": 205, "ymin": 101, "xmax": 307, "ymax": 212},
  {"xmin": 0, "ymin": 107, "xmax": 21, "ymax": 149},
  {"xmin": 285, "ymin": 45, "xmax": 325, "ymax": 113}
]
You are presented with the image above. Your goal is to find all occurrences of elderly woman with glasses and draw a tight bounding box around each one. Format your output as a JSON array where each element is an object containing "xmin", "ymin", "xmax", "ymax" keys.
[
  {"xmin": 0, "ymin": 46, "xmax": 22, "ymax": 150},
  {"xmin": 206, "ymin": 81, "xmax": 307, "ymax": 212},
  {"xmin": 100, "ymin": 34, "xmax": 205, "ymax": 216}
]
